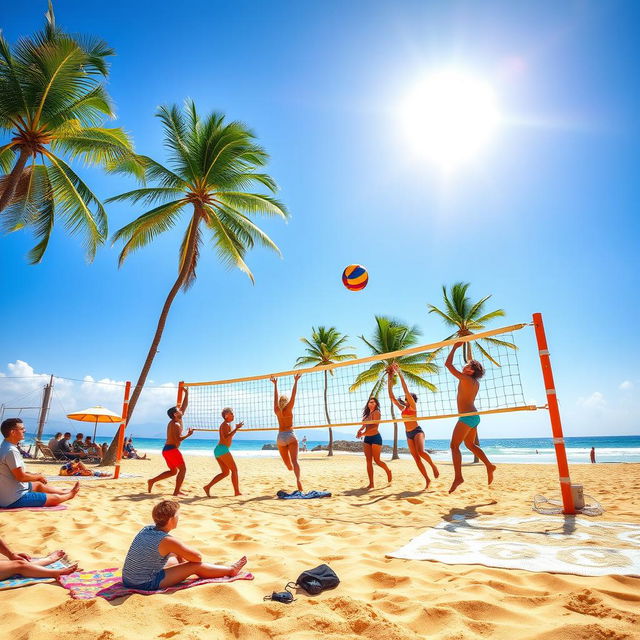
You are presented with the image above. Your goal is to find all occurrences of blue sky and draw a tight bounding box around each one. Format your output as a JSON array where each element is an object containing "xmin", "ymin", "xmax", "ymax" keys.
[{"xmin": 1, "ymin": 1, "xmax": 639, "ymax": 440}]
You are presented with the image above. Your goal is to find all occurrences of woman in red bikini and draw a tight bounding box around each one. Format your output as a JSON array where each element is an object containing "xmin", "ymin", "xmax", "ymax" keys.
[{"xmin": 387, "ymin": 363, "xmax": 439, "ymax": 488}]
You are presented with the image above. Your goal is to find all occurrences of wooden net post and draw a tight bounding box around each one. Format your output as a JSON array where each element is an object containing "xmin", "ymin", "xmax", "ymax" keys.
[
  {"xmin": 532, "ymin": 313, "xmax": 575, "ymax": 514},
  {"xmin": 114, "ymin": 381, "xmax": 131, "ymax": 480}
]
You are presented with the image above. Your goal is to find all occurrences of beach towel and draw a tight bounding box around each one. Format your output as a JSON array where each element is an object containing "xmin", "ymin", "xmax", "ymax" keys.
[
  {"xmin": 59, "ymin": 567, "xmax": 254, "ymax": 600},
  {"xmin": 0, "ymin": 504, "xmax": 67, "ymax": 512},
  {"xmin": 277, "ymin": 490, "xmax": 331, "ymax": 499},
  {"xmin": 387, "ymin": 515, "xmax": 640, "ymax": 577},
  {"xmin": 0, "ymin": 559, "xmax": 71, "ymax": 591}
]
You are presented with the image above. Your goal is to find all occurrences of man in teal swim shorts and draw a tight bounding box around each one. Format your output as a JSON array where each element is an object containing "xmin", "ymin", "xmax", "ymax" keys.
[
  {"xmin": 445, "ymin": 342, "xmax": 496, "ymax": 493},
  {"xmin": 203, "ymin": 408, "xmax": 243, "ymax": 497}
]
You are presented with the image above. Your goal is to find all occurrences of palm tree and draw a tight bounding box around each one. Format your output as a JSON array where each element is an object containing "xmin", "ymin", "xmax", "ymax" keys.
[
  {"xmin": 427, "ymin": 282, "xmax": 515, "ymax": 364},
  {"xmin": 0, "ymin": 2, "xmax": 135, "ymax": 262},
  {"xmin": 350, "ymin": 316, "xmax": 437, "ymax": 460},
  {"xmin": 295, "ymin": 326, "xmax": 356, "ymax": 456},
  {"xmin": 100, "ymin": 101, "xmax": 287, "ymax": 465}
]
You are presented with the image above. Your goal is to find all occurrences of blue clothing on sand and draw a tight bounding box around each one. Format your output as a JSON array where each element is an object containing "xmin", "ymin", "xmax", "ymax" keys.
[{"xmin": 277, "ymin": 490, "xmax": 331, "ymax": 499}]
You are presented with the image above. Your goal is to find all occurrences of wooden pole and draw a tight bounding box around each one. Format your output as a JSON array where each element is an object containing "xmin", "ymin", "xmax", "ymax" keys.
[
  {"xmin": 35, "ymin": 375, "xmax": 53, "ymax": 457},
  {"xmin": 532, "ymin": 313, "xmax": 575, "ymax": 514},
  {"xmin": 114, "ymin": 381, "xmax": 131, "ymax": 480}
]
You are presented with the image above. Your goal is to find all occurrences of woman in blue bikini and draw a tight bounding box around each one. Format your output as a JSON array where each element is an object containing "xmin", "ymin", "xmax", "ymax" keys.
[
  {"xmin": 445, "ymin": 342, "xmax": 495, "ymax": 493},
  {"xmin": 387, "ymin": 364, "xmax": 439, "ymax": 489},
  {"xmin": 203, "ymin": 408, "xmax": 243, "ymax": 497},
  {"xmin": 356, "ymin": 397, "xmax": 392, "ymax": 488}
]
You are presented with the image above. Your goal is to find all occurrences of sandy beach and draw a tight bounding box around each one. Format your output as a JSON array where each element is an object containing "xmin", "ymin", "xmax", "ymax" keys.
[{"xmin": 0, "ymin": 453, "xmax": 639, "ymax": 639}]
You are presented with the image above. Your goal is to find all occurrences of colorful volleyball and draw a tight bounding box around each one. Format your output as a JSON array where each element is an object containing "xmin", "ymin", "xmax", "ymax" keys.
[{"xmin": 342, "ymin": 264, "xmax": 368, "ymax": 291}]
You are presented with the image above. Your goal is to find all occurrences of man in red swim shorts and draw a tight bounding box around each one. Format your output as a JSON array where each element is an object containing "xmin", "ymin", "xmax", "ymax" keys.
[{"xmin": 147, "ymin": 388, "xmax": 194, "ymax": 496}]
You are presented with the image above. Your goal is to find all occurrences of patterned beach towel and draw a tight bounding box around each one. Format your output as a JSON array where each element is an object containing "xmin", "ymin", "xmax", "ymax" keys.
[
  {"xmin": 0, "ymin": 559, "xmax": 71, "ymax": 591},
  {"xmin": 0, "ymin": 504, "xmax": 67, "ymax": 512},
  {"xmin": 46, "ymin": 473, "xmax": 141, "ymax": 482},
  {"xmin": 277, "ymin": 490, "xmax": 332, "ymax": 499},
  {"xmin": 387, "ymin": 515, "xmax": 640, "ymax": 577},
  {"xmin": 60, "ymin": 568, "xmax": 254, "ymax": 600}
]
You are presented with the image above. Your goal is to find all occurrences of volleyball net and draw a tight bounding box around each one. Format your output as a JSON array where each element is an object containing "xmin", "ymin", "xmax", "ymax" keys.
[{"xmin": 181, "ymin": 322, "xmax": 537, "ymax": 433}]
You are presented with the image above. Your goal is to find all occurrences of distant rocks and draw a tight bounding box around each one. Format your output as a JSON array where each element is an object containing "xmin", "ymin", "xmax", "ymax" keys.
[
  {"xmin": 311, "ymin": 440, "xmax": 416, "ymax": 455},
  {"xmin": 261, "ymin": 443, "xmax": 278, "ymax": 450}
]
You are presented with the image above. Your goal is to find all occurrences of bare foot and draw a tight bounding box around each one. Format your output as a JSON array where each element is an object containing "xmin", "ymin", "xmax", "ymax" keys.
[
  {"xmin": 386, "ymin": 468, "xmax": 392, "ymax": 483},
  {"xmin": 147, "ymin": 479, "xmax": 154, "ymax": 493},
  {"xmin": 448, "ymin": 477, "xmax": 464, "ymax": 493},
  {"xmin": 296, "ymin": 482, "xmax": 303, "ymax": 492},
  {"xmin": 424, "ymin": 477, "xmax": 431, "ymax": 490},
  {"xmin": 173, "ymin": 490, "xmax": 189, "ymax": 497},
  {"xmin": 229, "ymin": 556, "xmax": 248, "ymax": 576},
  {"xmin": 56, "ymin": 562, "xmax": 79, "ymax": 576},
  {"xmin": 234, "ymin": 492, "xmax": 242, "ymax": 496},
  {"xmin": 487, "ymin": 464, "xmax": 496, "ymax": 485},
  {"xmin": 431, "ymin": 465, "xmax": 440, "ymax": 479},
  {"xmin": 366, "ymin": 484, "xmax": 374, "ymax": 490},
  {"xmin": 45, "ymin": 550, "xmax": 65, "ymax": 563},
  {"xmin": 203, "ymin": 484, "xmax": 211, "ymax": 497},
  {"xmin": 70, "ymin": 482, "xmax": 80, "ymax": 496}
]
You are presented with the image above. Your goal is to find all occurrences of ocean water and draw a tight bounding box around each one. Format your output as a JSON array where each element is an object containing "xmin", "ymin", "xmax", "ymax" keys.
[{"xmin": 31, "ymin": 433, "xmax": 640, "ymax": 464}]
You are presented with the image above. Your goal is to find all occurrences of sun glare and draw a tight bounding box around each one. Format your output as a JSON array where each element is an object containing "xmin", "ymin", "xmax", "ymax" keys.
[{"xmin": 399, "ymin": 70, "xmax": 500, "ymax": 169}]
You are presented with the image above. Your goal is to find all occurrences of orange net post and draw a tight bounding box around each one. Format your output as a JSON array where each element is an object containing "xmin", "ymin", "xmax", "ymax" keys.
[
  {"xmin": 114, "ymin": 381, "xmax": 131, "ymax": 480},
  {"xmin": 533, "ymin": 313, "xmax": 575, "ymax": 514}
]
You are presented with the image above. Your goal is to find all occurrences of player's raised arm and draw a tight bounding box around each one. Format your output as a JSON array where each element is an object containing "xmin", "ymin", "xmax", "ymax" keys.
[
  {"xmin": 286, "ymin": 373, "xmax": 302, "ymax": 410},
  {"xmin": 386, "ymin": 364, "xmax": 404, "ymax": 410},
  {"xmin": 395, "ymin": 367, "xmax": 416, "ymax": 411},
  {"xmin": 180, "ymin": 386, "xmax": 189, "ymax": 413},
  {"xmin": 445, "ymin": 343, "xmax": 465, "ymax": 379},
  {"xmin": 270, "ymin": 377, "xmax": 279, "ymax": 412}
]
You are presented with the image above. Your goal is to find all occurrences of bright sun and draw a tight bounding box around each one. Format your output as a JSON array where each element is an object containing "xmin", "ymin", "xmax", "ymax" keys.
[{"xmin": 399, "ymin": 70, "xmax": 500, "ymax": 169}]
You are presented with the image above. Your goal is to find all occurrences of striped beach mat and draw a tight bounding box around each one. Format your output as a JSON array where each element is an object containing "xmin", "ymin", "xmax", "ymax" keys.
[
  {"xmin": 60, "ymin": 567, "xmax": 254, "ymax": 600},
  {"xmin": 387, "ymin": 515, "xmax": 640, "ymax": 577},
  {"xmin": 45, "ymin": 473, "xmax": 141, "ymax": 481},
  {"xmin": 0, "ymin": 559, "xmax": 71, "ymax": 591}
]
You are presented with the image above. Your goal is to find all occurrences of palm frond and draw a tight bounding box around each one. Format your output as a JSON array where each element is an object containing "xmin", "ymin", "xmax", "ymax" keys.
[
  {"xmin": 476, "ymin": 343, "xmax": 501, "ymax": 367},
  {"xmin": 51, "ymin": 126, "xmax": 134, "ymax": 166}
]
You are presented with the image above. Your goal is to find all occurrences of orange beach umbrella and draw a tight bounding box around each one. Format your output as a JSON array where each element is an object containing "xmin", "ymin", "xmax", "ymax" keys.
[{"xmin": 66, "ymin": 406, "xmax": 122, "ymax": 442}]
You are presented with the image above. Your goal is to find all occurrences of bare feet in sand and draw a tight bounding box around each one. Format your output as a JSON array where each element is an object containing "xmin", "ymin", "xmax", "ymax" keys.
[
  {"xmin": 45, "ymin": 550, "xmax": 65, "ymax": 563},
  {"xmin": 386, "ymin": 468, "xmax": 392, "ymax": 483},
  {"xmin": 147, "ymin": 479, "xmax": 154, "ymax": 493},
  {"xmin": 229, "ymin": 556, "xmax": 248, "ymax": 576},
  {"xmin": 70, "ymin": 481, "xmax": 80, "ymax": 496},
  {"xmin": 431, "ymin": 465, "xmax": 440, "ymax": 479},
  {"xmin": 203, "ymin": 484, "xmax": 212, "ymax": 497},
  {"xmin": 173, "ymin": 490, "xmax": 188, "ymax": 497},
  {"xmin": 234, "ymin": 492, "xmax": 242, "ymax": 496},
  {"xmin": 448, "ymin": 477, "xmax": 464, "ymax": 493},
  {"xmin": 487, "ymin": 464, "xmax": 496, "ymax": 485},
  {"xmin": 56, "ymin": 562, "xmax": 79, "ymax": 577},
  {"xmin": 366, "ymin": 484, "xmax": 375, "ymax": 490},
  {"xmin": 296, "ymin": 482, "xmax": 303, "ymax": 492}
]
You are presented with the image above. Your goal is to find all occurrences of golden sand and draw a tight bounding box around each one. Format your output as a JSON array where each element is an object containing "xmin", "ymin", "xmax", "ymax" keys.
[{"xmin": 1, "ymin": 453, "xmax": 639, "ymax": 639}]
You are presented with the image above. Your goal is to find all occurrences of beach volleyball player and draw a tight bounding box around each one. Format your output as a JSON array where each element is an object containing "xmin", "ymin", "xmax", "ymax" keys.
[
  {"xmin": 445, "ymin": 342, "xmax": 496, "ymax": 493},
  {"xmin": 148, "ymin": 387, "xmax": 194, "ymax": 496}
]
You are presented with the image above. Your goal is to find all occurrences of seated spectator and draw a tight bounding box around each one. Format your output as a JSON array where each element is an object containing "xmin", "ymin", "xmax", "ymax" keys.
[
  {"xmin": 124, "ymin": 437, "xmax": 148, "ymax": 460},
  {"xmin": 72, "ymin": 433, "xmax": 91, "ymax": 458},
  {"xmin": 55, "ymin": 432, "xmax": 78, "ymax": 460},
  {"xmin": 0, "ymin": 418, "xmax": 80, "ymax": 508},
  {"xmin": 84, "ymin": 436, "xmax": 103, "ymax": 460},
  {"xmin": 47, "ymin": 433, "xmax": 62, "ymax": 452},
  {"xmin": 122, "ymin": 500, "xmax": 246, "ymax": 590},
  {"xmin": 0, "ymin": 537, "xmax": 77, "ymax": 579}
]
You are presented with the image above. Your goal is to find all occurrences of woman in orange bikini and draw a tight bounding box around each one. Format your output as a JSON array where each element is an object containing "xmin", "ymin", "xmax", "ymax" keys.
[
  {"xmin": 356, "ymin": 397, "xmax": 392, "ymax": 488},
  {"xmin": 387, "ymin": 363, "xmax": 439, "ymax": 488}
]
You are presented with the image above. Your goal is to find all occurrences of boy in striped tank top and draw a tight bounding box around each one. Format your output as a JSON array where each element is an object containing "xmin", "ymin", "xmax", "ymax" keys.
[{"xmin": 122, "ymin": 500, "xmax": 247, "ymax": 591}]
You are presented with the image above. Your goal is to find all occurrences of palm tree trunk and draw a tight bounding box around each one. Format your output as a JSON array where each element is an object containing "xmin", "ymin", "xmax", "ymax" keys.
[
  {"xmin": 101, "ymin": 210, "xmax": 201, "ymax": 466},
  {"xmin": 0, "ymin": 148, "xmax": 30, "ymax": 212},
  {"xmin": 323, "ymin": 369, "xmax": 333, "ymax": 456},
  {"xmin": 390, "ymin": 403, "xmax": 399, "ymax": 460}
]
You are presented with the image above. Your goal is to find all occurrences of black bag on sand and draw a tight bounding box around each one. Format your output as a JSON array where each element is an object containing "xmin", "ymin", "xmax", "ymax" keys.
[{"xmin": 295, "ymin": 564, "xmax": 340, "ymax": 595}]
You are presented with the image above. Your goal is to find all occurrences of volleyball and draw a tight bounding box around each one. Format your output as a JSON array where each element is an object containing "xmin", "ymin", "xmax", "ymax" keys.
[{"xmin": 342, "ymin": 264, "xmax": 368, "ymax": 291}]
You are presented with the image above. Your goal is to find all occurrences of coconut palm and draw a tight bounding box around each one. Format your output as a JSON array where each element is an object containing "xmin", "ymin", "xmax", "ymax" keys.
[
  {"xmin": 295, "ymin": 326, "xmax": 356, "ymax": 456},
  {"xmin": 350, "ymin": 316, "xmax": 437, "ymax": 460},
  {"xmin": 0, "ymin": 3, "xmax": 135, "ymax": 262},
  {"xmin": 99, "ymin": 101, "xmax": 287, "ymax": 465},
  {"xmin": 427, "ymin": 282, "xmax": 516, "ymax": 364}
]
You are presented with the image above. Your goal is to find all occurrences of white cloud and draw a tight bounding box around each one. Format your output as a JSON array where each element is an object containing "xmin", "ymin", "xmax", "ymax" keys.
[
  {"xmin": 0, "ymin": 360, "xmax": 177, "ymax": 435},
  {"xmin": 619, "ymin": 380, "xmax": 634, "ymax": 391},
  {"xmin": 577, "ymin": 391, "xmax": 606, "ymax": 409}
]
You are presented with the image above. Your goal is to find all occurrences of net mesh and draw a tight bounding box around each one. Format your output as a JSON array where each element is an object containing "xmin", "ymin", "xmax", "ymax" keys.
[{"xmin": 183, "ymin": 324, "xmax": 534, "ymax": 432}]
